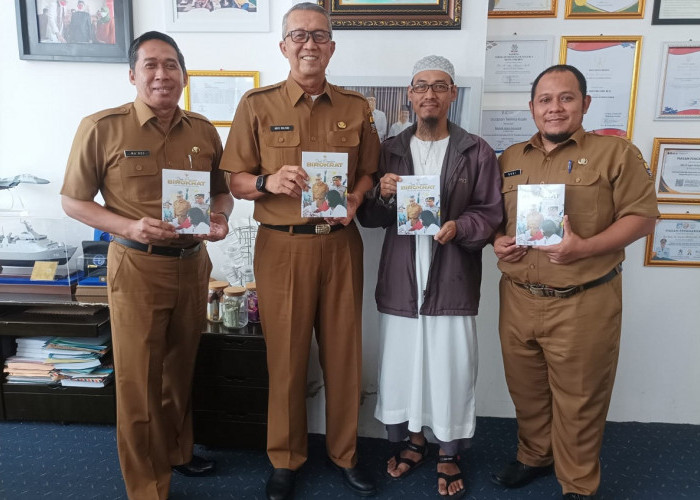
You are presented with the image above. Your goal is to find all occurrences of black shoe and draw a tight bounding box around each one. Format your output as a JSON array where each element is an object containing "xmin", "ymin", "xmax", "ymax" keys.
[
  {"xmin": 490, "ymin": 460, "xmax": 553, "ymax": 488},
  {"xmin": 563, "ymin": 494, "xmax": 593, "ymax": 499},
  {"xmin": 266, "ymin": 468, "xmax": 295, "ymax": 500},
  {"xmin": 336, "ymin": 464, "xmax": 377, "ymax": 497},
  {"xmin": 172, "ymin": 454, "xmax": 215, "ymax": 476}
]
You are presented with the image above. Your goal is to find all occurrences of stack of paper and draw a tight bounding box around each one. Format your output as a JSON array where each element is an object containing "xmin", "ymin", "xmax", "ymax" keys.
[
  {"xmin": 61, "ymin": 366, "xmax": 114, "ymax": 388},
  {"xmin": 4, "ymin": 337, "xmax": 58, "ymax": 384},
  {"xmin": 45, "ymin": 334, "xmax": 114, "ymax": 387},
  {"xmin": 3, "ymin": 334, "xmax": 113, "ymax": 387}
]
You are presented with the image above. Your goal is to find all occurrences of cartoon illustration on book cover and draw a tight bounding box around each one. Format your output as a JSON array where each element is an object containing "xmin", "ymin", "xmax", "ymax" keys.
[
  {"xmin": 301, "ymin": 152, "xmax": 348, "ymax": 218},
  {"xmin": 396, "ymin": 175, "xmax": 441, "ymax": 236},
  {"xmin": 162, "ymin": 169, "xmax": 210, "ymax": 235}
]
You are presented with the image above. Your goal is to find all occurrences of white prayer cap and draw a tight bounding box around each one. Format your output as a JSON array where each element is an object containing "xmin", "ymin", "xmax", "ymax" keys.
[{"xmin": 412, "ymin": 55, "xmax": 455, "ymax": 82}]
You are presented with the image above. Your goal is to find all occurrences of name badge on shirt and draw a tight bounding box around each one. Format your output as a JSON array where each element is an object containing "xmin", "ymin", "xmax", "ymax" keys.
[
  {"xmin": 124, "ymin": 150, "xmax": 150, "ymax": 157},
  {"xmin": 270, "ymin": 125, "xmax": 294, "ymax": 132},
  {"xmin": 504, "ymin": 169, "xmax": 521, "ymax": 178}
]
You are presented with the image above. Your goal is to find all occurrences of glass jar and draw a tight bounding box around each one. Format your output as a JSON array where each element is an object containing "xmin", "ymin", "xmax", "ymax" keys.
[
  {"xmin": 245, "ymin": 281, "xmax": 259, "ymax": 323},
  {"xmin": 222, "ymin": 286, "xmax": 248, "ymax": 329},
  {"xmin": 206, "ymin": 280, "xmax": 229, "ymax": 323}
]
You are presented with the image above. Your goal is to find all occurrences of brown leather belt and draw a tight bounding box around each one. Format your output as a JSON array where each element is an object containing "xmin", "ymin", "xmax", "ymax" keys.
[
  {"xmin": 113, "ymin": 237, "xmax": 202, "ymax": 258},
  {"xmin": 512, "ymin": 265, "xmax": 621, "ymax": 299},
  {"xmin": 261, "ymin": 224, "xmax": 345, "ymax": 235}
]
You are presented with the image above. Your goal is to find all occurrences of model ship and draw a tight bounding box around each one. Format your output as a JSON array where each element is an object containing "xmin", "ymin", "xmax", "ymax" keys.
[{"xmin": 0, "ymin": 220, "xmax": 77, "ymax": 266}]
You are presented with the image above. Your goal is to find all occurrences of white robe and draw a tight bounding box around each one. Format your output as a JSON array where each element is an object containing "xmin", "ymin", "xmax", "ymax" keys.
[{"xmin": 374, "ymin": 136, "xmax": 478, "ymax": 443}]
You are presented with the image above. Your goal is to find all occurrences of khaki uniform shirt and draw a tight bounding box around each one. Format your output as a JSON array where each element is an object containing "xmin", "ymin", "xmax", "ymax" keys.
[
  {"xmin": 219, "ymin": 75, "xmax": 380, "ymax": 225},
  {"xmin": 498, "ymin": 127, "xmax": 659, "ymax": 287},
  {"xmin": 61, "ymin": 98, "xmax": 228, "ymax": 244}
]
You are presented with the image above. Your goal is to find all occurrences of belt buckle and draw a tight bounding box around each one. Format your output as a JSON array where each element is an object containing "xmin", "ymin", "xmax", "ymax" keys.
[
  {"xmin": 526, "ymin": 283, "xmax": 547, "ymax": 297},
  {"xmin": 315, "ymin": 224, "xmax": 331, "ymax": 235}
]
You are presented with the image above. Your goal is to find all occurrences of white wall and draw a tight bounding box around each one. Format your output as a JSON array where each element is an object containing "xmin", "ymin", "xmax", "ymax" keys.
[{"xmin": 1, "ymin": 0, "xmax": 697, "ymax": 436}]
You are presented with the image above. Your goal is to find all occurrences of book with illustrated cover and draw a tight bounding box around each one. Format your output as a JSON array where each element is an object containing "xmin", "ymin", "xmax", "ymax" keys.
[
  {"xmin": 162, "ymin": 169, "xmax": 210, "ymax": 235},
  {"xmin": 396, "ymin": 175, "xmax": 441, "ymax": 236},
  {"xmin": 301, "ymin": 152, "xmax": 349, "ymax": 218},
  {"xmin": 516, "ymin": 184, "xmax": 565, "ymax": 246}
]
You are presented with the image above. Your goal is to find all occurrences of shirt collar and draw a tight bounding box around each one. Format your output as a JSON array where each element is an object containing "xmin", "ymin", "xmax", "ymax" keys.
[
  {"xmin": 133, "ymin": 97, "xmax": 189, "ymax": 128},
  {"xmin": 524, "ymin": 126, "xmax": 586, "ymax": 153},
  {"xmin": 284, "ymin": 73, "xmax": 332, "ymax": 106}
]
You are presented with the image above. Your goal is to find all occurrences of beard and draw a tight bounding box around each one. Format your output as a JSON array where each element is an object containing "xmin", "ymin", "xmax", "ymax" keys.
[
  {"xmin": 417, "ymin": 116, "xmax": 440, "ymax": 139},
  {"xmin": 543, "ymin": 131, "xmax": 574, "ymax": 145}
]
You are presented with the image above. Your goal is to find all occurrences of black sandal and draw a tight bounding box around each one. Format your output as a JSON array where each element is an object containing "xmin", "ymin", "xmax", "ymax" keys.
[
  {"xmin": 437, "ymin": 455, "xmax": 466, "ymax": 498},
  {"xmin": 387, "ymin": 440, "xmax": 429, "ymax": 479}
]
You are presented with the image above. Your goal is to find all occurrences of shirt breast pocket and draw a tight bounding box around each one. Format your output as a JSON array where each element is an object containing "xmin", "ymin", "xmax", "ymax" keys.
[
  {"xmin": 564, "ymin": 170, "xmax": 600, "ymax": 216},
  {"xmin": 327, "ymin": 130, "xmax": 360, "ymax": 173},
  {"xmin": 262, "ymin": 130, "xmax": 301, "ymax": 170},
  {"xmin": 119, "ymin": 159, "xmax": 160, "ymax": 202}
]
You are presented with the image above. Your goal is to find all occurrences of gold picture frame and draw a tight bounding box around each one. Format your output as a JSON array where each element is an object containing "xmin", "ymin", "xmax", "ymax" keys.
[
  {"xmin": 488, "ymin": 0, "xmax": 557, "ymax": 18},
  {"xmin": 184, "ymin": 71, "xmax": 259, "ymax": 127},
  {"xmin": 644, "ymin": 214, "xmax": 700, "ymax": 267},
  {"xmin": 560, "ymin": 36, "xmax": 642, "ymax": 140},
  {"xmin": 319, "ymin": 0, "xmax": 462, "ymax": 29},
  {"xmin": 650, "ymin": 138, "xmax": 700, "ymax": 204},
  {"xmin": 565, "ymin": 0, "xmax": 645, "ymax": 19}
]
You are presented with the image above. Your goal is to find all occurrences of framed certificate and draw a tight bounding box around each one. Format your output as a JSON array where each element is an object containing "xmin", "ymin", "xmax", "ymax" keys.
[
  {"xmin": 488, "ymin": 0, "xmax": 557, "ymax": 18},
  {"xmin": 650, "ymin": 138, "xmax": 700, "ymax": 204},
  {"xmin": 655, "ymin": 42, "xmax": 700, "ymax": 120},
  {"xmin": 184, "ymin": 71, "xmax": 259, "ymax": 127},
  {"xmin": 644, "ymin": 214, "xmax": 700, "ymax": 267},
  {"xmin": 480, "ymin": 109, "xmax": 538, "ymax": 155},
  {"xmin": 485, "ymin": 36, "xmax": 554, "ymax": 92},
  {"xmin": 652, "ymin": 0, "xmax": 700, "ymax": 25},
  {"xmin": 560, "ymin": 36, "xmax": 642, "ymax": 140},
  {"xmin": 565, "ymin": 0, "xmax": 645, "ymax": 19}
]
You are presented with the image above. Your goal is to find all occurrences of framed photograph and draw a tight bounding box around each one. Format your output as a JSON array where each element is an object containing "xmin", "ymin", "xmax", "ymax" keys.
[
  {"xmin": 651, "ymin": 0, "xmax": 700, "ymax": 25},
  {"xmin": 650, "ymin": 138, "xmax": 700, "ymax": 204},
  {"xmin": 655, "ymin": 42, "xmax": 700, "ymax": 120},
  {"xmin": 560, "ymin": 36, "xmax": 642, "ymax": 140},
  {"xmin": 565, "ymin": 0, "xmax": 645, "ymax": 18},
  {"xmin": 644, "ymin": 214, "xmax": 700, "ymax": 267},
  {"xmin": 318, "ymin": 0, "xmax": 462, "ymax": 29},
  {"xmin": 332, "ymin": 76, "xmax": 482, "ymax": 143},
  {"xmin": 164, "ymin": 0, "xmax": 269, "ymax": 32},
  {"xmin": 480, "ymin": 108, "xmax": 537, "ymax": 155},
  {"xmin": 485, "ymin": 36, "xmax": 554, "ymax": 92},
  {"xmin": 184, "ymin": 71, "xmax": 259, "ymax": 127},
  {"xmin": 488, "ymin": 0, "xmax": 557, "ymax": 18},
  {"xmin": 15, "ymin": 0, "xmax": 133, "ymax": 62}
]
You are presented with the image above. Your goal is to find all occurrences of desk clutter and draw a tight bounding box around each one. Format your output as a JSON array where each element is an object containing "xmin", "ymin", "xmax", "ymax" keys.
[{"xmin": 3, "ymin": 333, "xmax": 113, "ymax": 388}]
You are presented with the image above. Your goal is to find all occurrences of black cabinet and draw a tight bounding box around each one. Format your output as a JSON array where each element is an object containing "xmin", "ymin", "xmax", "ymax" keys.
[
  {"xmin": 192, "ymin": 323, "xmax": 268, "ymax": 449},
  {"xmin": 0, "ymin": 297, "xmax": 115, "ymax": 424}
]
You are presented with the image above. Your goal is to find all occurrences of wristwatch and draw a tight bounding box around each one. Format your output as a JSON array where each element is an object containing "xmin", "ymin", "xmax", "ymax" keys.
[{"xmin": 255, "ymin": 174, "xmax": 269, "ymax": 194}]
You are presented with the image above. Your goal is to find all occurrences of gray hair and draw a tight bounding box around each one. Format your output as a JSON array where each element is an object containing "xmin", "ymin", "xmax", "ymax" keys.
[{"xmin": 282, "ymin": 2, "xmax": 332, "ymax": 40}]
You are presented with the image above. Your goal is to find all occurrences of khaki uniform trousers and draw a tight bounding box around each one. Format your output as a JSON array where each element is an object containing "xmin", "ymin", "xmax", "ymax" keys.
[
  {"xmin": 108, "ymin": 242, "xmax": 211, "ymax": 500},
  {"xmin": 498, "ymin": 273, "xmax": 622, "ymax": 496},
  {"xmin": 254, "ymin": 223, "xmax": 364, "ymax": 470}
]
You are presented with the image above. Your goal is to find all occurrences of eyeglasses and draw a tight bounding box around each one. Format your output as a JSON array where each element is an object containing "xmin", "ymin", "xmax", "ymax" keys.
[
  {"xmin": 410, "ymin": 83, "xmax": 453, "ymax": 94},
  {"xmin": 284, "ymin": 30, "xmax": 332, "ymax": 44}
]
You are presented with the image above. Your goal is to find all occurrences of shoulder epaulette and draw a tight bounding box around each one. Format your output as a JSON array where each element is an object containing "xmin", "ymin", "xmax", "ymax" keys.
[
  {"xmin": 88, "ymin": 103, "xmax": 132, "ymax": 123},
  {"xmin": 247, "ymin": 81, "xmax": 284, "ymax": 97},
  {"xmin": 182, "ymin": 109, "xmax": 212, "ymax": 123},
  {"xmin": 329, "ymin": 84, "xmax": 366, "ymax": 101}
]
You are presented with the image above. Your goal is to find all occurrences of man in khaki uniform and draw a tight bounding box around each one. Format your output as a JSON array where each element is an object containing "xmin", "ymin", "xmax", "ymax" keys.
[
  {"xmin": 61, "ymin": 31, "xmax": 233, "ymax": 500},
  {"xmin": 491, "ymin": 65, "xmax": 659, "ymax": 499},
  {"xmin": 219, "ymin": 3, "xmax": 379, "ymax": 499}
]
